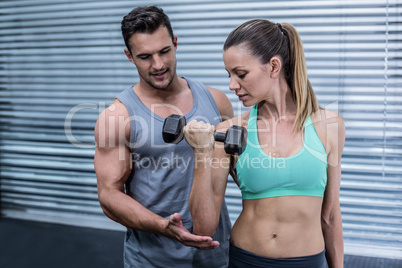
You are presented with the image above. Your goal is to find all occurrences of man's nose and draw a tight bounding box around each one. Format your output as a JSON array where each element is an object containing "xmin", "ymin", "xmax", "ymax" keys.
[{"xmin": 152, "ymin": 55, "xmax": 164, "ymax": 70}]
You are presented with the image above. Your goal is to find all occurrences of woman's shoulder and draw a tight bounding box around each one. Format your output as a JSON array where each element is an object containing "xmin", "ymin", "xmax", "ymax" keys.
[
  {"xmin": 311, "ymin": 108, "xmax": 345, "ymax": 159},
  {"xmin": 311, "ymin": 108, "xmax": 344, "ymax": 129}
]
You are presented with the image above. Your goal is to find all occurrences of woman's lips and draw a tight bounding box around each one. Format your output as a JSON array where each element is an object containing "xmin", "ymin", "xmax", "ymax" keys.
[{"xmin": 237, "ymin": 94, "xmax": 248, "ymax": 101}]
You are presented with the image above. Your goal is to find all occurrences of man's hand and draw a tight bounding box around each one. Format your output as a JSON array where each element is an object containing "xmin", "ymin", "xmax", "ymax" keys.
[{"xmin": 167, "ymin": 213, "xmax": 220, "ymax": 250}]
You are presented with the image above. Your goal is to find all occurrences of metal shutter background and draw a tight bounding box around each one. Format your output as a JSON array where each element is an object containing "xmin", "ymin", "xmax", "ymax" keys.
[{"xmin": 0, "ymin": 0, "xmax": 401, "ymax": 259}]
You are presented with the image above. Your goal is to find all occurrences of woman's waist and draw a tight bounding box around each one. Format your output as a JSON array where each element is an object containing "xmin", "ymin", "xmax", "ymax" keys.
[
  {"xmin": 231, "ymin": 201, "xmax": 325, "ymax": 258},
  {"xmin": 230, "ymin": 226, "xmax": 325, "ymax": 258}
]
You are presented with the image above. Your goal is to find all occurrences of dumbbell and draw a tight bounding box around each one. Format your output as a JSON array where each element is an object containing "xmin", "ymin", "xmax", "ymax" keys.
[{"xmin": 162, "ymin": 114, "xmax": 247, "ymax": 155}]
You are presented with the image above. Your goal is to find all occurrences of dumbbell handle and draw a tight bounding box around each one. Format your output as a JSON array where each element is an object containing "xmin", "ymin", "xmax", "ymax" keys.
[
  {"xmin": 215, "ymin": 126, "xmax": 246, "ymax": 155},
  {"xmin": 214, "ymin": 132, "xmax": 226, "ymax": 142}
]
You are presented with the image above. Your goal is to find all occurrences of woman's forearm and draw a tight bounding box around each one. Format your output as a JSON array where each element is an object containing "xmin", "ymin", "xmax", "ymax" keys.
[
  {"xmin": 322, "ymin": 208, "xmax": 344, "ymax": 268},
  {"xmin": 189, "ymin": 152, "xmax": 220, "ymax": 236}
]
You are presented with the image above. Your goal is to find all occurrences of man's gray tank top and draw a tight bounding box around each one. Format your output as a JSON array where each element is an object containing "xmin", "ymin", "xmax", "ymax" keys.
[{"xmin": 116, "ymin": 77, "xmax": 231, "ymax": 267}]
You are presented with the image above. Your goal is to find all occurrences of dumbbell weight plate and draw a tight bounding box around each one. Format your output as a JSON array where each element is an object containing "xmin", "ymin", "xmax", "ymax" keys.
[{"xmin": 162, "ymin": 114, "xmax": 186, "ymax": 144}]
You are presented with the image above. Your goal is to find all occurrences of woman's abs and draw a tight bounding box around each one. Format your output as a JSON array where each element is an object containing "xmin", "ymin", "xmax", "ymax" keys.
[{"xmin": 230, "ymin": 196, "xmax": 325, "ymax": 259}]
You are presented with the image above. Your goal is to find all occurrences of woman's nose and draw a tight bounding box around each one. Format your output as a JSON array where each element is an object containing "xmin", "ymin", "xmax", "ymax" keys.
[{"xmin": 229, "ymin": 77, "xmax": 240, "ymax": 91}]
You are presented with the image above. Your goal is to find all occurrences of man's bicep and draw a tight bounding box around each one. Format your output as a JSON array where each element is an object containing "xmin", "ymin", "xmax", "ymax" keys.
[
  {"xmin": 95, "ymin": 144, "xmax": 132, "ymax": 192},
  {"xmin": 94, "ymin": 123, "xmax": 131, "ymax": 192},
  {"xmin": 94, "ymin": 102, "xmax": 132, "ymax": 191}
]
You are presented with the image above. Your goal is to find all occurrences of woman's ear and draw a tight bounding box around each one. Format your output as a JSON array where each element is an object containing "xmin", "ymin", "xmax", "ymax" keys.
[{"xmin": 269, "ymin": 57, "xmax": 282, "ymax": 78}]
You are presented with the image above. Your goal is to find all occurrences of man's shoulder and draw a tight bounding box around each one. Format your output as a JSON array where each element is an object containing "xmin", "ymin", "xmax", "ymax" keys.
[
  {"xmin": 116, "ymin": 85, "xmax": 136, "ymax": 102},
  {"xmin": 94, "ymin": 99, "xmax": 131, "ymax": 150},
  {"xmin": 205, "ymin": 86, "xmax": 234, "ymax": 121},
  {"xmin": 101, "ymin": 99, "xmax": 129, "ymax": 120},
  {"xmin": 95, "ymin": 99, "xmax": 130, "ymax": 136}
]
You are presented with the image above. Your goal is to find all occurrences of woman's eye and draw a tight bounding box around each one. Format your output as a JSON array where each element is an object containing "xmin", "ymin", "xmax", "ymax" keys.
[{"xmin": 238, "ymin": 73, "xmax": 246, "ymax": 79}]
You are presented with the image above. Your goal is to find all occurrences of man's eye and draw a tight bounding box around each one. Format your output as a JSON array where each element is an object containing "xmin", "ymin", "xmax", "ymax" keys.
[{"xmin": 161, "ymin": 49, "xmax": 170, "ymax": 54}]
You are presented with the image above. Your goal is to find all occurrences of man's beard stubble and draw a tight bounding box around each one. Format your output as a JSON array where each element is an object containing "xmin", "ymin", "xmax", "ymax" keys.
[{"xmin": 141, "ymin": 64, "xmax": 177, "ymax": 91}]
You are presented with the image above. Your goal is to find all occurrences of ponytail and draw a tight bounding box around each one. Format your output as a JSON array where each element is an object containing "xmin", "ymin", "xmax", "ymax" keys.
[{"xmin": 282, "ymin": 23, "xmax": 319, "ymax": 131}]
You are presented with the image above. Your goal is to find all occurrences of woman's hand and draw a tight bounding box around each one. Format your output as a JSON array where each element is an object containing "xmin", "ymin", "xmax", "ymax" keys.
[{"xmin": 183, "ymin": 120, "xmax": 215, "ymax": 154}]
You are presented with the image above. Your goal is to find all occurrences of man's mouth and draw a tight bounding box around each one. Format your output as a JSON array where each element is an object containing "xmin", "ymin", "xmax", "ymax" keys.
[{"xmin": 151, "ymin": 70, "xmax": 168, "ymax": 79}]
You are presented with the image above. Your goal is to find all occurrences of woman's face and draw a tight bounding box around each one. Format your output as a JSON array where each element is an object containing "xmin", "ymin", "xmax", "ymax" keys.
[{"xmin": 223, "ymin": 45, "xmax": 273, "ymax": 107}]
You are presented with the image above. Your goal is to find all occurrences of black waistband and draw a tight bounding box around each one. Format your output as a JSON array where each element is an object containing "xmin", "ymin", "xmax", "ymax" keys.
[{"xmin": 229, "ymin": 243, "xmax": 327, "ymax": 268}]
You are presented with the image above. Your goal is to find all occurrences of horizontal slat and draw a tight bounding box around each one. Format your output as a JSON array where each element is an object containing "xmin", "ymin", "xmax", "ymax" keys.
[
  {"xmin": 1, "ymin": 68, "xmax": 400, "ymax": 78},
  {"xmin": 341, "ymin": 181, "xmax": 402, "ymax": 192},
  {"xmin": 0, "ymin": 7, "xmax": 398, "ymax": 27},
  {"xmin": 2, "ymin": 196, "xmax": 101, "ymax": 214},
  {"xmin": 1, "ymin": 166, "xmax": 96, "ymax": 184},
  {"xmin": 342, "ymin": 214, "xmax": 402, "ymax": 227},
  {"xmin": 0, "ymin": 0, "xmax": 395, "ymax": 12},
  {"xmin": 0, "ymin": 156, "xmax": 94, "ymax": 172},
  {"xmin": 2, "ymin": 180, "xmax": 98, "ymax": 199},
  {"xmin": 1, "ymin": 61, "xmax": 401, "ymax": 70}
]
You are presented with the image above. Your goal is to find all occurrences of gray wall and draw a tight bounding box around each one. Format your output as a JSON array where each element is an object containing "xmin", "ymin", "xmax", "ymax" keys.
[{"xmin": 0, "ymin": 0, "xmax": 401, "ymax": 259}]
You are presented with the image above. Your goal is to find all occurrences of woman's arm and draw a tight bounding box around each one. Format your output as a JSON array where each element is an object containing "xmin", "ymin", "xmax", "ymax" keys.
[
  {"xmin": 184, "ymin": 120, "xmax": 232, "ymax": 236},
  {"xmin": 321, "ymin": 110, "xmax": 345, "ymax": 268}
]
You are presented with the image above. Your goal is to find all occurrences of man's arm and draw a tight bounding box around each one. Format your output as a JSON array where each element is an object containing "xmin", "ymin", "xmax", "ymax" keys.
[
  {"xmin": 94, "ymin": 100, "xmax": 218, "ymax": 249},
  {"xmin": 321, "ymin": 110, "xmax": 345, "ymax": 268},
  {"xmin": 207, "ymin": 86, "xmax": 234, "ymax": 122}
]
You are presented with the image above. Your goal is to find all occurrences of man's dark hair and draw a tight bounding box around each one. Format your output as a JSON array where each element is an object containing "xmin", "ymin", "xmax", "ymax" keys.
[{"xmin": 121, "ymin": 5, "xmax": 174, "ymax": 53}]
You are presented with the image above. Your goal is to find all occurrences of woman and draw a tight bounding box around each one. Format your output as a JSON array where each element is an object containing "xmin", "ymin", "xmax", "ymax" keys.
[{"xmin": 184, "ymin": 19, "xmax": 345, "ymax": 267}]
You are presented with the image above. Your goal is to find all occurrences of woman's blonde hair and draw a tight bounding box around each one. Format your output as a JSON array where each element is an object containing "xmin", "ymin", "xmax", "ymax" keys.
[{"xmin": 224, "ymin": 19, "xmax": 319, "ymax": 131}]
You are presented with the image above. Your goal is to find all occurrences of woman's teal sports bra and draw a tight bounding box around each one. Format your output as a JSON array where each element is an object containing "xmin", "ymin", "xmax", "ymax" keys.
[{"xmin": 236, "ymin": 105, "xmax": 328, "ymax": 200}]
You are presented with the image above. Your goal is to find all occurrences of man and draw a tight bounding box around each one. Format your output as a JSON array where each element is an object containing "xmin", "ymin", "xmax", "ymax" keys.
[{"xmin": 94, "ymin": 6, "xmax": 233, "ymax": 267}]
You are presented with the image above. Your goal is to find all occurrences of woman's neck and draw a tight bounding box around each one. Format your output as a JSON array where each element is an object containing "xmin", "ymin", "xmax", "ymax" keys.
[{"xmin": 258, "ymin": 81, "xmax": 296, "ymax": 122}]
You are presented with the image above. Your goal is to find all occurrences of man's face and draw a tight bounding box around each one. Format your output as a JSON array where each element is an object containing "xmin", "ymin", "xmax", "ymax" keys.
[{"xmin": 127, "ymin": 26, "xmax": 177, "ymax": 90}]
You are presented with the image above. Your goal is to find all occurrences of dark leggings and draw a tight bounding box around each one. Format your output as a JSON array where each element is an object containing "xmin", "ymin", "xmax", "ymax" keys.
[{"xmin": 228, "ymin": 243, "xmax": 328, "ymax": 268}]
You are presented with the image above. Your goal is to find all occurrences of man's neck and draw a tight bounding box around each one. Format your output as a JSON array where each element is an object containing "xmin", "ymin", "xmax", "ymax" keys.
[
  {"xmin": 134, "ymin": 76, "xmax": 186, "ymax": 101},
  {"xmin": 132, "ymin": 76, "xmax": 194, "ymax": 117}
]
